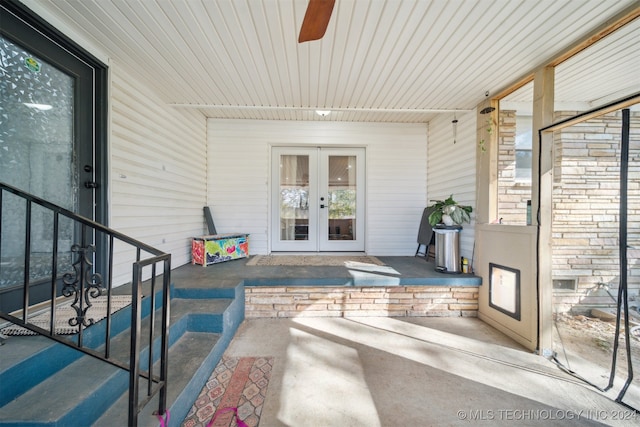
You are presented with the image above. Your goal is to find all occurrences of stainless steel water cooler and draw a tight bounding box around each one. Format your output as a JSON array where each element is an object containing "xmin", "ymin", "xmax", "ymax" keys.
[{"xmin": 434, "ymin": 225, "xmax": 462, "ymax": 274}]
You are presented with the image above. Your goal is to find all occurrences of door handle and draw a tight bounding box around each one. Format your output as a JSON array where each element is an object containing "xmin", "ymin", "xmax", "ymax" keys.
[
  {"xmin": 320, "ymin": 204, "xmax": 325, "ymax": 209},
  {"xmin": 84, "ymin": 181, "xmax": 98, "ymax": 189}
]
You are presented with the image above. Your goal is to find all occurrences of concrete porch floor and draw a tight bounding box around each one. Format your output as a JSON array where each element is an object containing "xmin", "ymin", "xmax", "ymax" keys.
[
  {"xmin": 170, "ymin": 255, "xmax": 482, "ymax": 288},
  {"xmin": 223, "ymin": 317, "xmax": 634, "ymax": 426},
  {"xmin": 173, "ymin": 257, "xmax": 638, "ymax": 426}
]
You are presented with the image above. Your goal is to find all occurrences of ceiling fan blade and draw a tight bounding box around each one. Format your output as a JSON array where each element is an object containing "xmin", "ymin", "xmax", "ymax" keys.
[{"xmin": 298, "ymin": 0, "xmax": 336, "ymax": 43}]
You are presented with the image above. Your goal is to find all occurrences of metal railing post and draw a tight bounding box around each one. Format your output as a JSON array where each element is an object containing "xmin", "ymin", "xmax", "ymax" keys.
[
  {"xmin": 158, "ymin": 257, "xmax": 171, "ymax": 415},
  {"xmin": 128, "ymin": 263, "xmax": 143, "ymax": 427},
  {"xmin": 22, "ymin": 199, "xmax": 32, "ymax": 321}
]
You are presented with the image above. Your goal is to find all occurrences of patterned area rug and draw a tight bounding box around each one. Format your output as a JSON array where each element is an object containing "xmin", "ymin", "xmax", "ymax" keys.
[
  {"xmin": 182, "ymin": 357, "xmax": 273, "ymax": 427},
  {"xmin": 0, "ymin": 295, "xmax": 132, "ymax": 336},
  {"xmin": 246, "ymin": 255, "xmax": 384, "ymax": 266}
]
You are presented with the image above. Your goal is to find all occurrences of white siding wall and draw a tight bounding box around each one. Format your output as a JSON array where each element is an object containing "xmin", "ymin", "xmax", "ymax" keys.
[
  {"xmin": 207, "ymin": 119, "xmax": 427, "ymax": 255},
  {"xmin": 110, "ymin": 66, "xmax": 207, "ymax": 284},
  {"xmin": 427, "ymin": 111, "xmax": 477, "ymax": 259}
]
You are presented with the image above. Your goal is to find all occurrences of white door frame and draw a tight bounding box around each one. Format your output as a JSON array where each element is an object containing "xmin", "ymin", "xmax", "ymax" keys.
[{"xmin": 270, "ymin": 146, "xmax": 366, "ymax": 252}]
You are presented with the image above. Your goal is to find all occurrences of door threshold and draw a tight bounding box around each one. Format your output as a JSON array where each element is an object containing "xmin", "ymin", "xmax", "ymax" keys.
[{"xmin": 269, "ymin": 252, "xmax": 367, "ymax": 256}]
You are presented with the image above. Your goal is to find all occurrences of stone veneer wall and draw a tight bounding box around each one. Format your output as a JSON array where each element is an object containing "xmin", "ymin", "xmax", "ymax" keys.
[
  {"xmin": 245, "ymin": 286, "xmax": 479, "ymax": 318},
  {"xmin": 497, "ymin": 110, "xmax": 531, "ymax": 225},
  {"xmin": 498, "ymin": 110, "xmax": 640, "ymax": 313}
]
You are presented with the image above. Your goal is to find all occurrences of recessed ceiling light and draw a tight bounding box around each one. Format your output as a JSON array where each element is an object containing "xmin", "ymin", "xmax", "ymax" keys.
[
  {"xmin": 315, "ymin": 110, "xmax": 331, "ymax": 117},
  {"xmin": 24, "ymin": 103, "xmax": 52, "ymax": 111}
]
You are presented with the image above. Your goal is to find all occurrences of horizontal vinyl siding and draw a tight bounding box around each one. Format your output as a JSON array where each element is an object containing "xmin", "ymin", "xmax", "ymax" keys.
[
  {"xmin": 427, "ymin": 111, "xmax": 477, "ymax": 259},
  {"xmin": 207, "ymin": 124, "xmax": 270, "ymax": 253},
  {"xmin": 366, "ymin": 125, "xmax": 427, "ymax": 255},
  {"xmin": 207, "ymin": 120, "xmax": 427, "ymax": 255},
  {"xmin": 110, "ymin": 66, "xmax": 207, "ymax": 284}
]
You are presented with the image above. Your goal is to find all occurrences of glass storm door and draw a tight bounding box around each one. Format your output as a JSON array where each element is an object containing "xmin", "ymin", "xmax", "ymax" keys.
[
  {"xmin": 271, "ymin": 147, "xmax": 365, "ymax": 252},
  {"xmin": 0, "ymin": 5, "xmax": 101, "ymax": 313}
]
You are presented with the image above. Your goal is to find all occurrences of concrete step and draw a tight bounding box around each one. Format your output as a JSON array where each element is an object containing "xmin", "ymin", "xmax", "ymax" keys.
[
  {"xmin": 126, "ymin": 287, "xmax": 246, "ymax": 426},
  {"xmin": 0, "ymin": 287, "xmax": 242, "ymax": 426},
  {"xmin": 0, "ymin": 292, "xmax": 141, "ymax": 408},
  {"xmin": 94, "ymin": 331, "xmax": 221, "ymax": 427},
  {"xmin": 0, "ymin": 341, "xmax": 127, "ymax": 425}
]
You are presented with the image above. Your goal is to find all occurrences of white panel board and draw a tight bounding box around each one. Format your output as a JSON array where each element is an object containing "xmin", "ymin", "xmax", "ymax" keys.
[{"xmin": 476, "ymin": 224, "xmax": 538, "ymax": 351}]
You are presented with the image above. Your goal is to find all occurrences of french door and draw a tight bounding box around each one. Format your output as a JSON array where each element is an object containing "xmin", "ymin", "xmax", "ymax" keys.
[{"xmin": 271, "ymin": 147, "xmax": 365, "ymax": 252}]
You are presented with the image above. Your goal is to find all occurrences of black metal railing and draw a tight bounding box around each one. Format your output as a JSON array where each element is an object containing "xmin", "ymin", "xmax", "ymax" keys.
[{"xmin": 0, "ymin": 182, "xmax": 170, "ymax": 426}]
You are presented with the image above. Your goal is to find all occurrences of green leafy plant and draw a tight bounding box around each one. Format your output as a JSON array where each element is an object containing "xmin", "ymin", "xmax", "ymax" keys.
[
  {"xmin": 478, "ymin": 117, "xmax": 493, "ymax": 153},
  {"xmin": 427, "ymin": 195, "xmax": 473, "ymax": 226}
]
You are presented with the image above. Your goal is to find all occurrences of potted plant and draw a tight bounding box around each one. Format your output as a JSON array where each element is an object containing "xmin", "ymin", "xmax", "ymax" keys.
[{"xmin": 427, "ymin": 195, "xmax": 473, "ymax": 226}]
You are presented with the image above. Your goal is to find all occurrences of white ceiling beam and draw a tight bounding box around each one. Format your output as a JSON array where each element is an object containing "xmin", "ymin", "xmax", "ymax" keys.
[{"xmin": 168, "ymin": 104, "xmax": 472, "ymax": 114}]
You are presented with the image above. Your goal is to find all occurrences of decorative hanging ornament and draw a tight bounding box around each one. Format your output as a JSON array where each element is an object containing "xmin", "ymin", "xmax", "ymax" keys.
[{"xmin": 452, "ymin": 113, "xmax": 458, "ymax": 144}]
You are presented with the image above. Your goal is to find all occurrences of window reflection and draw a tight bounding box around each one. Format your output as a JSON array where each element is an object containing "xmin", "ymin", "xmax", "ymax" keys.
[
  {"xmin": 328, "ymin": 155, "xmax": 356, "ymax": 241},
  {"xmin": 279, "ymin": 155, "xmax": 309, "ymax": 240}
]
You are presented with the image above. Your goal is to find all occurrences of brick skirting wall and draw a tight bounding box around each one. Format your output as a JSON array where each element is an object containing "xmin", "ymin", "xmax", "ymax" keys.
[{"xmin": 245, "ymin": 286, "xmax": 479, "ymax": 318}]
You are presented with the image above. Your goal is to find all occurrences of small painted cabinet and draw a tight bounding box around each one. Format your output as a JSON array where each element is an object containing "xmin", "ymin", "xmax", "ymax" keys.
[{"xmin": 192, "ymin": 233, "xmax": 249, "ymax": 266}]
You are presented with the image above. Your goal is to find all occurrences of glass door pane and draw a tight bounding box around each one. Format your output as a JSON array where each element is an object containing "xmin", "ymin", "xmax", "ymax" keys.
[
  {"xmin": 0, "ymin": 36, "xmax": 77, "ymax": 312},
  {"xmin": 271, "ymin": 148, "xmax": 317, "ymax": 251},
  {"xmin": 279, "ymin": 155, "xmax": 310, "ymax": 241},
  {"xmin": 327, "ymin": 155, "xmax": 357, "ymax": 241},
  {"xmin": 0, "ymin": 35, "xmax": 76, "ymax": 207}
]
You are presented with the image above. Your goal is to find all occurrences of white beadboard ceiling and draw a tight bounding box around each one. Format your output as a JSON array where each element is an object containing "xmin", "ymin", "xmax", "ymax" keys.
[{"xmin": 23, "ymin": 0, "xmax": 640, "ymax": 123}]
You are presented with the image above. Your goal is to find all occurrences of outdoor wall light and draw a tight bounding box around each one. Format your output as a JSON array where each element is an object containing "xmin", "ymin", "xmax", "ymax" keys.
[{"xmin": 480, "ymin": 90, "xmax": 495, "ymax": 115}]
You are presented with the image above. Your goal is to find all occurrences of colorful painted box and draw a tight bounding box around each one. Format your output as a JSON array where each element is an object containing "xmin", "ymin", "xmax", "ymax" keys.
[{"xmin": 192, "ymin": 233, "xmax": 249, "ymax": 266}]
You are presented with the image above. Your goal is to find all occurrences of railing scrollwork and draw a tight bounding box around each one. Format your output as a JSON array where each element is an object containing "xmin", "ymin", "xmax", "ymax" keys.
[{"xmin": 61, "ymin": 244, "xmax": 104, "ymax": 332}]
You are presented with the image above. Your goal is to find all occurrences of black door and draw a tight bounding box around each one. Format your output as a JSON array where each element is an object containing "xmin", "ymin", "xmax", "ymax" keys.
[{"xmin": 0, "ymin": 1, "xmax": 107, "ymax": 312}]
